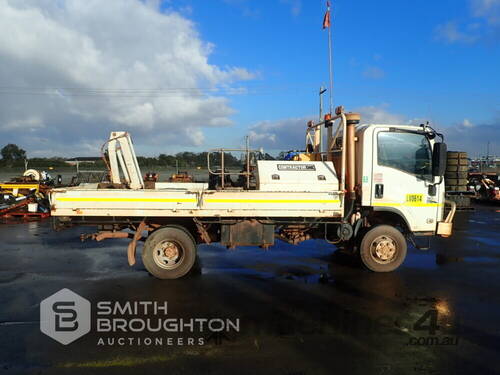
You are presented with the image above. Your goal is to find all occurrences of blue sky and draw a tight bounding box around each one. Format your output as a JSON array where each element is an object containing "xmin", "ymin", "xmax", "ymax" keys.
[
  {"xmin": 167, "ymin": 0, "xmax": 500, "ymax": 156},
  {"xmin": 0, "ymin": 0, "xmax": 498, "ymax": 157}
]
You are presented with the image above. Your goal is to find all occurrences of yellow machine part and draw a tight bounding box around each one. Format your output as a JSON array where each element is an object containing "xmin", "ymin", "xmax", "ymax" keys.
[
  {"xmin": 292, "ymin": 153, "xmax": 322, "ymax": 161},
  {"xmin": 0, "ymin": 184, "xmax": 40, "ymax": 196}
]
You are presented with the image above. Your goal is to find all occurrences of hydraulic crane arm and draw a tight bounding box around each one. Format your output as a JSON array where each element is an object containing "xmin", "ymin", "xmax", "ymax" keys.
[{"xmin": 107, "ymin": 131, "xmax": 144, "ymax": 190}]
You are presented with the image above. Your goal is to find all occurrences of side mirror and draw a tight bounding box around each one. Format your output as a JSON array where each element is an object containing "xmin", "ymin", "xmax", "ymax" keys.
[{"xmin": 432, "ymin": 142, "xmax": 447, "ymax": 177}]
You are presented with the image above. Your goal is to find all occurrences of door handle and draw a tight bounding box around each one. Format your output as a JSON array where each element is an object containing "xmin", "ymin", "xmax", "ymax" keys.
[
  {"xmin": 428, "ymin": 184, "xmax": 437, "ymax": 196},
  {"xmin": 375, "ymin": 184, "xmax": 384, "ymax": 199}
]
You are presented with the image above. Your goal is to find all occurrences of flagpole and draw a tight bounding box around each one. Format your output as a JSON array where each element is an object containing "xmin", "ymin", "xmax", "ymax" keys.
[{"xmin": 327, "ymin": 4, "xmax": 333, "ymax": 114}]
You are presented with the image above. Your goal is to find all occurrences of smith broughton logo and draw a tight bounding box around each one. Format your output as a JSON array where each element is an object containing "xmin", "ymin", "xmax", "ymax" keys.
[
  {"xmin": 40, "ymin": 288, "xmax": 240, "ymax": 346},
  {"xmin": 40, "ymin": 288, "xmax": 91, "ymax": 345}
]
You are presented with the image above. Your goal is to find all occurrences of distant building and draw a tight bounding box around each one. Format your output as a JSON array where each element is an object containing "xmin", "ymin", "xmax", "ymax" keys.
[
  {"xmin": 470, "ymin": 156, "xmax": 499, "ymax": 172},
  {"xmin": 65, "ymin": 157, "xmax": 101, "ymax": 166}
]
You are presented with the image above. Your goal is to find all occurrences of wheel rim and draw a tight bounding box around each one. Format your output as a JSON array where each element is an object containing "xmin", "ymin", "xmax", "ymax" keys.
[
  {"xmin": 369, "ymin": 235, "xmax": 398, "ymax": 264},
  {"xmin": 152, "ymin": 240, "xmax": 184, "ymax": 270}
]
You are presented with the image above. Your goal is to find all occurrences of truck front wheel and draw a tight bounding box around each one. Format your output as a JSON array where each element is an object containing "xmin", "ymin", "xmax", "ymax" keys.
[
  {"xmin": 359, "ymin": 225, "xmax": 407, "ymax": 272},
  {"xmin": 142, "ymin": 227, "xmax": 197, "ymax": 279}
]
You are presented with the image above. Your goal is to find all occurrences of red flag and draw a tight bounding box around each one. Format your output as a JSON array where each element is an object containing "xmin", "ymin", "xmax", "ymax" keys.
[{"xmin": 322, "ymin": 1, "xmax": 331, "ymax": 29}]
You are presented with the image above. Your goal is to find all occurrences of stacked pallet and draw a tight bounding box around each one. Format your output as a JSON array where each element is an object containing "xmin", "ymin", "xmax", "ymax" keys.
[
  {"xmin": 445, "ymin": 151, "xmax": 468, "ymax": 192},
  {"xmin": 445, "ymin": 151, "xmax": 474, "ymax": 210}
]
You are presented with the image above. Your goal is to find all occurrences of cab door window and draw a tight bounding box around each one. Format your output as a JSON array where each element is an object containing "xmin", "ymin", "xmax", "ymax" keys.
[{"xmin": 377, "ymin": 132, "xmax": 432, "ymax": 178}]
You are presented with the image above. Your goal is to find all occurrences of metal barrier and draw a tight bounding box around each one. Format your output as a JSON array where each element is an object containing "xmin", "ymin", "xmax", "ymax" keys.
[{"xmin": 207, "ymin": 148, "xmax": 262, "ymax": 190}]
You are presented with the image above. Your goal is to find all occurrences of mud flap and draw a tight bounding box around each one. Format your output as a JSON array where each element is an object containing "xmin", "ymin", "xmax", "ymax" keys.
[{"xmin": 127, "ymin": 221, "xmax": 147, "ymax": 266}]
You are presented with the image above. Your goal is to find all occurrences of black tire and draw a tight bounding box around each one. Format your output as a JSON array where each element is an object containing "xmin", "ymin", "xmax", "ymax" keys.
[
  {"xmin": 142, "ymin": 226, "xmax": 197, "ymax": 279},
  {"xmin": 359, "ymin": 225, "xmax": 407, "ymax": 272}
]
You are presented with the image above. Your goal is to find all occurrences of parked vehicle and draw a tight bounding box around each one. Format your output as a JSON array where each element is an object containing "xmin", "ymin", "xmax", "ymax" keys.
[{"xmin": 49, "ymin": 107, "xmax": 456, "ymax": 279}]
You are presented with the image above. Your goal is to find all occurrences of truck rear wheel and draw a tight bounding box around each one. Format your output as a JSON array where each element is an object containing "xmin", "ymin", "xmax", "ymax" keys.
[
  {"xmin": 359, "ymin": 225, "xmax": 407, "ymax": 272},
  {"xmin": 142, "ymin": 227, "xmax": 197, "ymax": 279}
]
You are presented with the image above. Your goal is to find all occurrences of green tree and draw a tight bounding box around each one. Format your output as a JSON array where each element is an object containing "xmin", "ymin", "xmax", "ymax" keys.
[
  {"xmin": 158, "ymin": 153, "xmax": 176, "ymax": 167},
  {"xmin": 1, "ymin": 144, "xmax": 26, "ymax": 163}
]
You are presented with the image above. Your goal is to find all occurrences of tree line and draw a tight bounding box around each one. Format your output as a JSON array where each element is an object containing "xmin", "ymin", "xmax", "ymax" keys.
[{"xmin": 0, "ymin": 143, "xmax": 275, "ymax": 169}]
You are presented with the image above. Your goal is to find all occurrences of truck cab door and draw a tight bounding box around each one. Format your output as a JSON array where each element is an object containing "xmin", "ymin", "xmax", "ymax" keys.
[{"xmin": 370, "ymin": 128, "xmax": 442, "ymax": 233}]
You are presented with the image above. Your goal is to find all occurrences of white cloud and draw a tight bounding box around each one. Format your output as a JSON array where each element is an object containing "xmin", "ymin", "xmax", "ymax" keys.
[
  {"xmin": 435, "ymin": 0, "xmax": 500, "ymax": 44},
  {"xmin": 462, "ymin": 119, "xmax": 475, "ymax": 128},
  {"xmin": 248, "ymin": 106, "xmax": 499, "ymax": 156},
  {"xmin": 0, "ymin": 0, "xmax": 255, "ymax": 156},
  {"xmin": 248, "ymin": 106, "xmax": 408, "ymax": 151},
  {"xmin": 4, "ymin": 116, "xmax": 44, "ymax": 131},
  {"xmin": 362, "ymin": 66, "xmax": 385, "ymax": 80},
  {"xmin": 435, "ymin": 21, "xmax": 480, "ymax": 44},
  {"xmin": 355, "ymin": 106, "xmax": 406, "ymax": 124},
  {"xmin": 222, "ymin": 0, "xmax": 260, "ymax": 18},
  {"xmin": 280, "ymin": 0, "xmax": 302, "ymax": 17},
  {"xmin": 248, "ymin": 116, "xmax": 309, "ymax": 151},
  {"xmin": 444, "ymin": 117, "xmax": 499, "ymax": 156},
  {"xmin": 472, "ymin": 0, "xmax": 500, "ymax": 24}
]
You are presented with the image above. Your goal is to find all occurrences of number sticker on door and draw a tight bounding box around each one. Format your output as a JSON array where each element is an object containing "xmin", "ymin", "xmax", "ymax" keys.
[{"xmin": 406, "ymin": 194, "xmax": 423, "ymax": 203}]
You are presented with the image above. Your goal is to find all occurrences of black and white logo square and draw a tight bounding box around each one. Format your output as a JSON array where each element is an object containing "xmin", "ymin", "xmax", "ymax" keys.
[{"xmin": 40, "ymin": 288, "xmax": 91, "ymax": 345}]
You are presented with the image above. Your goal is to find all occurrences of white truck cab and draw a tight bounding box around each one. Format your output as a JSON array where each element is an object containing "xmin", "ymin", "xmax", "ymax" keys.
[{"xmin": 358, "ymin": 125, "xmax": 446, "ymax": 234}]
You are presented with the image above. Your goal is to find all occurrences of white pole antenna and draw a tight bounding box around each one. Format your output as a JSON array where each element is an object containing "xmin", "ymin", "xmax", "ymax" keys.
[{"xmin": 326, "ymin": 1, "xmax": 334, "ymax": 114}]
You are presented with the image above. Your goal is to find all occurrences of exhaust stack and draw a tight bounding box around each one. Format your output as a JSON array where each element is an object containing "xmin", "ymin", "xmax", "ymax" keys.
[{"xmin": 345, "ymin": 113, "xmax": 361, "ymax": 200}]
